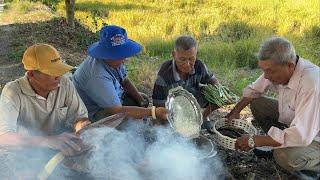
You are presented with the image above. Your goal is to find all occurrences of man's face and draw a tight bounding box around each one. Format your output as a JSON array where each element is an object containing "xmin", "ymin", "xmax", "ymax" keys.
[
  {"xmin": 172, "ymin": 47, "xmax": 197, "ymax": 75},
  {"xmin": 106, "ymin": 59, "xmax": 127, "ymax": 68},
  {"xmin": 29, "ymin": 71, "xmax": 61, "ymax": 91},
  {"xmin": 258, "ymin": 59, "xmax": 294, "ymax": 85}
]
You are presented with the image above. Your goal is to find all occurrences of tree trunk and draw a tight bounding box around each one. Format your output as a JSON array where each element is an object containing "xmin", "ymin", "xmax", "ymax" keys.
[{"xmin": 65, "ymin": 0, "xmax": 75, "ymax": 28}]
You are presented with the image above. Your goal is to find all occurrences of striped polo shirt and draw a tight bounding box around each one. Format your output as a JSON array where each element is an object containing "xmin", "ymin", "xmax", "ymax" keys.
[{"xmin": 152, "ymin": 59, "xmax": 216, "ymax": 107}]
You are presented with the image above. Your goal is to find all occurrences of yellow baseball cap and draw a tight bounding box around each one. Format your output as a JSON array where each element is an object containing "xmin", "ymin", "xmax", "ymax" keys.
[{"xmin": 22, "ymin": 43, "xmax": 74, "ymax": 77}]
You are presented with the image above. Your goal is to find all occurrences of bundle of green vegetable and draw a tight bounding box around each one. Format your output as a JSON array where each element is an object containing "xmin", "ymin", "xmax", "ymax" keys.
[{"xmin": 202, "ymin": 84, "xmax": 239, "ymax": 107}]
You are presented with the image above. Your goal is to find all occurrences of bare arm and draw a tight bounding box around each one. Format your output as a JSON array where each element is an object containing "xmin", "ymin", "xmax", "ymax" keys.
[
  {"xmin": 0, "ymin": 132, "xmax": 85, "ymax": 156},
  {"xmin": 0, "ymin": 117, "xmax": 91, "ymax": 149},
  {"xmin": 153, "ymin": 102, "xmax": 165, "ymax": 107},
  {"xmin": 235, "ymin": 134, "xmax": 281, "ymax": 151},
  {"xmin": 208, "ymin": 77, "xmax": 219, "ymax": 86},
  {"xmin": 122, "ymin": 77, "xmax": 144, "ymax": 106},
  {"xmin": 73, "ymin": 117, "xmax": 91, "ymax": 133},
  {"xmin": 103, "ymin": 105, "xmax": 167, "ymax": 120},
  {"xmin": 0, "ymin": 132, "xmax": 49, "ymax": 148},
  {"xmin": 0, "ymin": 118, "xmax": 89, "ymax": 156},
  {"xmin": 254, "ymin": 135, "xmax": 281, "ymax": 147},
  {"xmin": 226, "ymin": 97, "xmax": 253, "ymax": 121}
]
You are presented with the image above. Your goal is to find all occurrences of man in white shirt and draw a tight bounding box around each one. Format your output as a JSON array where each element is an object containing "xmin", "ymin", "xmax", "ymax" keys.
[
  {"xmin": 226, "ymin": 37, "xmax": 320, "ymax": 174},
  {"xmin": 0, "ymin": 44, "xmax": 91, "ymax": 178}
]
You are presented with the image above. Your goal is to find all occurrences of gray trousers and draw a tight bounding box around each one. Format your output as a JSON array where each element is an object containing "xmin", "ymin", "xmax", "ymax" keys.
[{"xmin": 250, "ymin": 97, "xmax": 320, "ymax": 173}]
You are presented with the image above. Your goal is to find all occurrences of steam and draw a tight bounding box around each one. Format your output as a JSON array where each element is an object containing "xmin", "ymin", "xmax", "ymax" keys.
[
  {"xmin": 0, "ymin": 120, "xmax": 225, "ymax": 179},
  {"xmin": 80, "ymin": 120, "xmax": 224, "ymax": 180}
]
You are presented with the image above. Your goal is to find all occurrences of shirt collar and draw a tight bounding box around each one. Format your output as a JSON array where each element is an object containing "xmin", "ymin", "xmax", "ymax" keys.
[
  {"xmin": 172, "ymin": 60, "xmax": 195, "ymax": 82},
  {"xmin": 286, "ymin": 56, "xmax": 303, "ymax": 90},
  {"xmin": 19, "ymin": 74, "xmax": 53, "ymax": 100},
  {"xmin": 101, "ymin": 59, "xmax": 122, "ymax": 72},
  {"xmin": 19, "ymin": 74, "xmax": 37, "ymax": 97}
]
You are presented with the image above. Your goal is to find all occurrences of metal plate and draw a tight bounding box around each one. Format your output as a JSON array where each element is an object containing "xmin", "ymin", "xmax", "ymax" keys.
[{"xmin": 165, "ymin": 86, "xmax": 203, "ymax": 138}]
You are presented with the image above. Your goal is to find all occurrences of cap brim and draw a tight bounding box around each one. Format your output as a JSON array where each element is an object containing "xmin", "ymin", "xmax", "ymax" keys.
[
  {"xmin": 88, "ymin": 39, "xmax": 143, "ymax": 60},
  {"xmin": 41, "ymin": 62, "xmax": 74, "ymax": 77}
]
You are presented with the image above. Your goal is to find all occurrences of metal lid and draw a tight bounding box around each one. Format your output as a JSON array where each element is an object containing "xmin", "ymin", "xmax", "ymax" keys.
[{"xmin": 165, "ymin": 86, "xmax": 203, "ymax": 138}]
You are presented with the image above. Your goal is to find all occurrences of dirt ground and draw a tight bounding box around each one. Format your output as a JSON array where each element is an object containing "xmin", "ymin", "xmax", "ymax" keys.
[
  {"xmin": 0, "ymin": 17, "xmax": 304, "ymax": 180},
  {"xmin": 0, "ymin": 18, "xmax": 89, "ymax": 93},
  {"xmin": 0, "ymin": 23, "xmax": 25, "ymax": 93}
]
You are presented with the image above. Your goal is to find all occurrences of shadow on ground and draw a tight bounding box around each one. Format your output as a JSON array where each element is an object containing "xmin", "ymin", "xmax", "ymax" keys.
[
  {"xmin": 0, "ymin": 17, "xmax": 97, "ymax": 92},
  {"xmin": 75, "ymin": 1, "xmax": 151, "ymax": 17},
  {"xmin": 0, "ymin": 15, "xmax": 317, "ymax": 180}
]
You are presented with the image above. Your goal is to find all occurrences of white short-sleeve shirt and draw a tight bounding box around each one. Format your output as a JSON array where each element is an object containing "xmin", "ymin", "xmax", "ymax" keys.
[{"xmin": 0, "ymin": 75, "xmax": 88, "ymax": 136}]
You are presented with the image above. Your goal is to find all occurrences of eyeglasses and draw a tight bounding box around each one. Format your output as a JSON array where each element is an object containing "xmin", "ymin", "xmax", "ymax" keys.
[{"xmin": 176, "ymin": 57, "xmax": 196, "ymax": 63}]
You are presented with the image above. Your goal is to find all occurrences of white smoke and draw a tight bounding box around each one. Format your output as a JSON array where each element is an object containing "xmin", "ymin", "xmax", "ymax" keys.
[{"xmin": 80, "ymin": 120, "xmax": 225, "ymax": 180}]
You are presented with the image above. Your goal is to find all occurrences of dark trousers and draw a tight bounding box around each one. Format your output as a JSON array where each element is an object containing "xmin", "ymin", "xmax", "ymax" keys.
[
  {"xmin": 250, "ymin": 96, "xmax": 287, "ymax": 132},
  {"xmin": 250, "ymin": 97, "xmax": 320, "ymax": 173}
]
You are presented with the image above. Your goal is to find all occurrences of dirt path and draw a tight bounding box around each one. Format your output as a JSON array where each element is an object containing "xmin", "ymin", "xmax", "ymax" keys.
[{"xmin": 0, "ymin": 24, "xmax": 24, "ymax": 93}]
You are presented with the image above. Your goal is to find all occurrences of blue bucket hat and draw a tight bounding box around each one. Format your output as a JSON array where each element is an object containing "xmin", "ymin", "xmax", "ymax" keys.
[{"xmin": 88, "ymin": 25, "xmax": 143, "ymax": 60}]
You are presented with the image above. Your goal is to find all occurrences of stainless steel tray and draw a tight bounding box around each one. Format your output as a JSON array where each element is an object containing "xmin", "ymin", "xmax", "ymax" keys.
[{"xmin": 165, "ymin": 86, "xmax": 203, "ymax": 138}]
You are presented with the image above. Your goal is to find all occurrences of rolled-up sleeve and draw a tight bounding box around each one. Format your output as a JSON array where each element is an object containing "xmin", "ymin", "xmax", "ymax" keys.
[
  {"xmin": 243, "ymin": 74, "xmax": 272, "ymax": 98},
  {"xmin": 0, "ymin": 85, "xmax": 20, "ymax": 135},
  {"xmin": 268, "ymin": 86, "xmax": 320, "ymax": 147}
]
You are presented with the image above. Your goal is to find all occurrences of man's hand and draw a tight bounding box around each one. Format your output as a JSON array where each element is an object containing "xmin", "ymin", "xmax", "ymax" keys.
[
  {"xmin": 235, "ymin": 135, "xmax": 252, "ymax": 152},
  {"xmin": 46, "ymin": 132, "xmax": 85, "ymax": 156},
  {"xmin": 155, "ymin": 107, "xmax": 168, "ymax": 121},
  {"xmin": 138, "ymin": 92, "xmax": 150, "ymax": 107},
  {"xmin": 225, "ymin": 97, "xmax": 252, "ymax": 122},
  {"xmin": 74, "ymin": 118, "xmax": 91, "ymax": 133},
  {"xmin": 225, "ymin": 111, "xmax": 240, "ymax": 122}
]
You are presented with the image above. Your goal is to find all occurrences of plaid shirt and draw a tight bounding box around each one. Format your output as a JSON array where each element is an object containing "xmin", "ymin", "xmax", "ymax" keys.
[{"xmin": 152, "ymin": 59, "xmax": 217, "ymax": 107}]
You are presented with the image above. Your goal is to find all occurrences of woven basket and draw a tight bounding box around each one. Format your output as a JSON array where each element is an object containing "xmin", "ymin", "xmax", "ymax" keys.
[{"xmin": 213, "ymin": 118, "xmax": 257, "ymax": 150}]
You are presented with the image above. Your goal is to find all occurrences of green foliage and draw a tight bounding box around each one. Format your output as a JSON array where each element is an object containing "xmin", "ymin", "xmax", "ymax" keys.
[
  {"xmin": 17, "ymin": 1, "xmax": 33, "ymax": 13},
  {"xmin": 216, "ymin": 21, "xmax": 254, "ymax": 42},
  {"xmin": 234, "ymin": 40, "xmax": 259, "ymax": 69},
  {"xmin": 126, "ymin": 56, "xmax": 160, "ymax": 91},
  {"xmin": 144, "ymin": 38, "xmax": 174, "ymax": 59},
  {"xmin": 30, "ymin": 0, "xmax": 61, "ymax": 10},
  {"xmin": 3, "ymin": 0, "xmax": 319, "ymax": 94},
  {"xmin": 8, "ymin": 45, "xmax": 27, "ymax": 62},
  {"xmin": 306, "ymin": 25, "xmax": 320, "ymax": 40},
  {"xmin": 75, "ymin": 1, "xmax": 109, "ymax": 17},
  {"xmin": 74, "ymin": 27, "xmax": 99, "ymax": 49},
  {"xmin": 57, "ymin": 0, "xmax": 319, "ymax": 66},
  {"xmin": 198, "ymin": 41, "xmax": 236, "ymax": 67},
  {"xmin": 234, "ymin": 76, "xmax": 256, "ymax": 95}
]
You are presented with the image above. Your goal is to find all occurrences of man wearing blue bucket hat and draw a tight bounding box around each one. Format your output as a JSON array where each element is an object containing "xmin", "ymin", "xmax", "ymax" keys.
[{"xmin": 73, "ymin": 25, "xmax": 167, "ymax": 122}]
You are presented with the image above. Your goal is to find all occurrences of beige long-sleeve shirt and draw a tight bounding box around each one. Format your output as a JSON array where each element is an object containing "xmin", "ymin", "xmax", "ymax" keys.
[
  {"xmin": 243, "ymin": 58, "xmax": 320, "ymax": 147},
  {"xmin": 0, "ymin": 75, "xmax": 88, "ymax": 136}
]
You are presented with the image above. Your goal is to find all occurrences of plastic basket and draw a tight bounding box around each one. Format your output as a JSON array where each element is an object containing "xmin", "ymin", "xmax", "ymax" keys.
[{"xmin": 213, "ymin": 118, "xmax": 257, "ymax": 150}]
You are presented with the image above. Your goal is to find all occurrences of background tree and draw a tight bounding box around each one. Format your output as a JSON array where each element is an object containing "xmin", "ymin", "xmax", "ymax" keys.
[{"xmin": 65, "ymin": 0, "xmax": 75, "ymax": 28}]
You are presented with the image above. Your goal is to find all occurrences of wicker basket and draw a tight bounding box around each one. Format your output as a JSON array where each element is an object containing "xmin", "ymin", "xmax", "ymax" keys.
[{"xmin": 213, "ymin": 118, "xmax": 257, "ymax": 150}]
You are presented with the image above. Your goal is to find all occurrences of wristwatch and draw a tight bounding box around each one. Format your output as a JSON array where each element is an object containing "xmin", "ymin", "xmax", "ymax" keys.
[{"xmin": 248, "ymin": 135, "xmax": 255, "ymax": 148}]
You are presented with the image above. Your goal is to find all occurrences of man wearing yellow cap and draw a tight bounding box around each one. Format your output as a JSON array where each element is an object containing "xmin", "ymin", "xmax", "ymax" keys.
[{"xmin": 0, "ymin": 43, "xmax": 90, "ymax": 178}]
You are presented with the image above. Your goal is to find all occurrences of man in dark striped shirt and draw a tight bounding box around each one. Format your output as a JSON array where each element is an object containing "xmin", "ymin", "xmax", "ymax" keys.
[{"xmin": 152, "ymin": 35, "xmax": 219, "ymax": 132}]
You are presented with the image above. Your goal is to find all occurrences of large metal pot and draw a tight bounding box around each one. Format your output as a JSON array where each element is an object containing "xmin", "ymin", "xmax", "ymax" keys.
[{"xmin": 190, "ymin": 135, "xmax": 217, "ymax": 160}]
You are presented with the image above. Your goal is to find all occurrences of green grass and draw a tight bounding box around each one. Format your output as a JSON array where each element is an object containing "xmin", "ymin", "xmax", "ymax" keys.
[
  {"xmin": 0, "ymin": 0, "xmax": 55, "ymax": 23},
  {"xmin": 56, "ymin": 0, "xmax": 320, "ymax": 94},
  {"xmin": 2, "ymin": 0, "xmax": 319, "ymax": 95}
]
